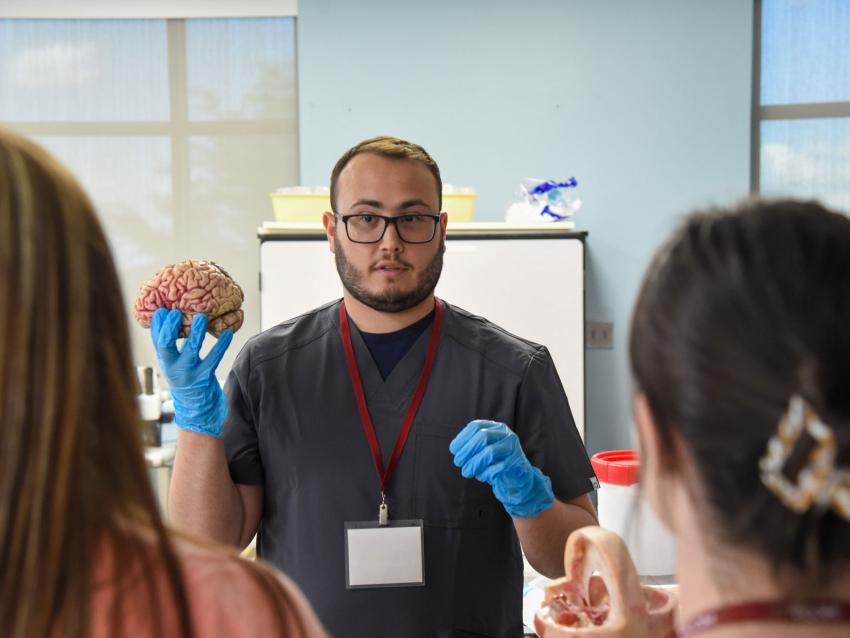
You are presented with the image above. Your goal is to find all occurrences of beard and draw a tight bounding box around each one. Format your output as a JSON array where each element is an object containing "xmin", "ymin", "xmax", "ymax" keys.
[{"xmin": 334, "ymin": 236, "xmax": 444, "ymax": 313}]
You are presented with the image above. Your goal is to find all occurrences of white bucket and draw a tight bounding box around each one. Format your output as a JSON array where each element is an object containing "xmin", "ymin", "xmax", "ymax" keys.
[{"xmin": 591, "ymin": 450, "xmax": 677, "ymax": 578}]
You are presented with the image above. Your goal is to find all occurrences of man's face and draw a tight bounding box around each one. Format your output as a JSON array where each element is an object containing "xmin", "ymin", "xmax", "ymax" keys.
[{"xmin": 326, "ymin": 153, "xmax": 447, "ymax": 313}]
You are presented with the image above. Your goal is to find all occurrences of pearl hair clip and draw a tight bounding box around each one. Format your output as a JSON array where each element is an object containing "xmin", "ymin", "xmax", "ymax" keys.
[{"xmin": 759, "ymin": 394, "xmax": 850, "ymax": 521}]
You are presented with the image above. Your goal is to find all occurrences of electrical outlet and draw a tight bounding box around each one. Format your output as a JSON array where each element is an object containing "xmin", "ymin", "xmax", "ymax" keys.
[{"xmin": 586, "ymin": 321, "xmax": 613, "ymax": 349}]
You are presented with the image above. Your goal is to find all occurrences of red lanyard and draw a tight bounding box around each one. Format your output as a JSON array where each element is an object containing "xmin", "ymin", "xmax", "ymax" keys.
[
  {"xmin": 339, "ymin": 298, "xmax": 443, "ymax": 499},
  {"xmin": 676, "ymin": 599, "xmax": 850, "ymax": 637}
]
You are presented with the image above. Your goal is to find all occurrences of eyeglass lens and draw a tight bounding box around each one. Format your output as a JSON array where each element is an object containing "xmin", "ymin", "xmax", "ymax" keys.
[{"xmin": 346, "ymin": 215, "xmax": 437, "ymax": 243}]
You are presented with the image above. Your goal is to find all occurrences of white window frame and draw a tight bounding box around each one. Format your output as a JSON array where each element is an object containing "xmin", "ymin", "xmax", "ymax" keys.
[
  {"xmin": 751, "ymin": 0, "xmax": 850, "ymax": 192},
  {"xmin": 0, "ymin": 1, "xmax": 297, "ymax": 19},
  {"xmin": 7, "ymin": 18, "xmax": 298, "ymax": 239}
]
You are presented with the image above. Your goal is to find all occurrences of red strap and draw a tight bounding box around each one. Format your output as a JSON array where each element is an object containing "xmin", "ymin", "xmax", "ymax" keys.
[
  {"xmin": 676, "ymin": 599, "xmax": 850, "ymax": 637},
  {"xmin": 339, "ymin": 298, "xmax": 443, "ymax": 497}
]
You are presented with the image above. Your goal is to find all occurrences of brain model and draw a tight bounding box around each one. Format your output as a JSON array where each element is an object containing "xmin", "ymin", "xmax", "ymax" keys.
[{"xmin": 133, "ymin": 260, "xmax": 244, "ymax": 338}]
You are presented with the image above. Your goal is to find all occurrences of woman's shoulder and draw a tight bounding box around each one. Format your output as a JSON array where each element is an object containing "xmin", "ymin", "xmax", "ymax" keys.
[{"xmin": 173, "ymin": 537, "xmax": 329, "ymax": 638}]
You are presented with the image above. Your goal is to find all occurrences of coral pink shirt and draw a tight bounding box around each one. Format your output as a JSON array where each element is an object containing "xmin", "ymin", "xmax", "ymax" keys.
[{"xmin": 88, "ymin": 534, "xmax": 329, "ymax": 637}]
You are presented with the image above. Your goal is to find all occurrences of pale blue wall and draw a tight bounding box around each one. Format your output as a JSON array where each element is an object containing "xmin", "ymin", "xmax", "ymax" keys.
[{"xmin": 297, "ymin": 0, "xmax": 753, "ymax": 454}]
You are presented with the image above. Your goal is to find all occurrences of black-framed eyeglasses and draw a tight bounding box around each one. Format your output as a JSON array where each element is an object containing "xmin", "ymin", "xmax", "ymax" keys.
[{"xmin": 337, "ymin": 213, "xmax": 441, "ymax": 244}]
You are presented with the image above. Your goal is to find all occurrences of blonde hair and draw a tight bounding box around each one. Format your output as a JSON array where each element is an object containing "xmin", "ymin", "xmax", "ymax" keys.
[{"xmin": 0, "ymin": 128, "xmax": 306, "ymax": 637}]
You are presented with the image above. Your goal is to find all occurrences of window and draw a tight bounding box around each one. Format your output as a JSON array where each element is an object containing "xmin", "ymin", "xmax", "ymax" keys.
[
  {"xmin": 1, "ymin": 17, "xmax": 298, "ymax": 374},
  {"xmin": 753, "ymin": 0, "xmax": 850, "ymax": 213}
]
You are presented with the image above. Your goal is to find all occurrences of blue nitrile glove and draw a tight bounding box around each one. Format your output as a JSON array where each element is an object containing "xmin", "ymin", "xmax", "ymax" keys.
[
  {"xmin": 150, "ymin": 308, "xmax": 232, "ymax": 437},
  {"xmin": 449, "ymin": 419, "xmax": 554, "ymax": 518}
]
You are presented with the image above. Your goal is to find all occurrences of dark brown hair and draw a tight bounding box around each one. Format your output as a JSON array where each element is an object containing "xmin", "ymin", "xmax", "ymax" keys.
[
  {"xmin": 329, "ymin": 135, "xmax": 442, "ymax": 213},
  {"xmin": 629, "ymin": 198, "xmax": 850, "ymax": 584},
  {"xmin": 0, "ymin": 128, "xmax": 307, "ymax": 637}
]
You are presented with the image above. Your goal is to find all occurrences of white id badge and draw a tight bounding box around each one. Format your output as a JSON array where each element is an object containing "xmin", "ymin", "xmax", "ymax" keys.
[{"xmin": 344, "ymin": 519, "xmax": 425, "ymax": 589}]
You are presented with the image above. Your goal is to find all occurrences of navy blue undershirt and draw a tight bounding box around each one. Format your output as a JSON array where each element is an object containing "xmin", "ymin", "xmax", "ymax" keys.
[{"xmin": 358, "ymin": 309, "xmax": 436, "ymax": 380}]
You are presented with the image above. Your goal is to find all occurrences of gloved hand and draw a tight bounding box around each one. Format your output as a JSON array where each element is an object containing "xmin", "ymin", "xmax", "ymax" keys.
[
  {"xmin": 150, "ymin": 308, "xmax": 233, "ymax": 437},
  {"xmin": 450, "ymin": 419, "xmax": 554, "ymax": 518}
]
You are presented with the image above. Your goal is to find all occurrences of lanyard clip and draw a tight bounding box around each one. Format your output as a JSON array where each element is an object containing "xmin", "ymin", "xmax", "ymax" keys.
[{"xmin": 379, "ymin": 492, "xmax": 388, "ymax": 526}]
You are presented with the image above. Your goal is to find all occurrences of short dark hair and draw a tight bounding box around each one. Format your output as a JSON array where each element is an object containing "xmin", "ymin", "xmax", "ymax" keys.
[
  {"xmin": 630, "ymin": 197, "xmax": 850, "ymax": 586},
  {"xmin": 329, "ymin": 135, "xmax": 442, "ymax": 213}
]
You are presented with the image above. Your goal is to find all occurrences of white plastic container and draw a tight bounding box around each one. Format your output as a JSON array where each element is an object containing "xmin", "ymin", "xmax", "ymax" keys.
[{"xmin": 591, "ymin": 450, "xmax": 677, "ymax": 578}]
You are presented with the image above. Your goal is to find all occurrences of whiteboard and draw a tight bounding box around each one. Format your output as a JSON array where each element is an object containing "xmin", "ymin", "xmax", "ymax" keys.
[{"xmin": 260, "ymin": 232, "xmax": 585, "ymax": 437}]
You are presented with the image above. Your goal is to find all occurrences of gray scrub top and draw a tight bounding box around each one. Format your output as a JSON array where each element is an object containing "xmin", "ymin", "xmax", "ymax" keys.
[{"xmin": 223, "ymin": 299, "xmax": 596, "ymax": 638}]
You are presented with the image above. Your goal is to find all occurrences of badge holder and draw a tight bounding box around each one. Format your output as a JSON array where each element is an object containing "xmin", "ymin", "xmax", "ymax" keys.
[{"xmin": 344, "ymin": 503, "xmax": 425, "ymax": 589}]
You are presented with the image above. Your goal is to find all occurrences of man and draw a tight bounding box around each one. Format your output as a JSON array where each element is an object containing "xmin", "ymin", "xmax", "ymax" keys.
[{"xmin": 156, "ymin": 136, "xmax": 598, "ymax": 637}]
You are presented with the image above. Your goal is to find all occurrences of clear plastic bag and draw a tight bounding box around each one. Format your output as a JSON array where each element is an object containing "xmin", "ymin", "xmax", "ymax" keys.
[{"xmin": 505, "ymin": 177, "xmax": 581, "ymax": 223}]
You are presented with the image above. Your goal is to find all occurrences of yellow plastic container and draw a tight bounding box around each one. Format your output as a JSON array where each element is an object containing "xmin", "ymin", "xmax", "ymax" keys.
[
  {"xmin": 270, "ymin": 190, "xmax": 477, "ymax": 222},
  {"xmin": 270, "ymin": 192, "xmax": 332, "ymax": 222},
  {"xmin": 443, "ymin": 192, "xmax": 477, "ymax": 222}
]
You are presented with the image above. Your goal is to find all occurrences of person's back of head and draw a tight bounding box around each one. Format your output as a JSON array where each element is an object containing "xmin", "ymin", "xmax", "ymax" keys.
[
  {"xmin": 629, "ymin": 198, "xmax": 850, "ymax": 595},
  {"xmin": 0, "ymin": 127, "xmax": 181, "ymax": 637},
  {"xmin": 0, "ymin": 128, "xmax": 318, "ymax": 638}
]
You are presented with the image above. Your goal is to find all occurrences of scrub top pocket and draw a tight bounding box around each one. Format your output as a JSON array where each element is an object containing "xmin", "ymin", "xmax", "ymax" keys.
[{"xmin": 413, "ymin": 427, "xmax": 502, "ymax": 529}]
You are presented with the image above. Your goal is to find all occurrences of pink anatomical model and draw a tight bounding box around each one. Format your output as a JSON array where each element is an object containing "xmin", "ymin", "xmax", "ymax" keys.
[
  {"xmin": 133, "ymin": 260, "xmax": 244, "ymax": 338},
  {"xmin": 535, "ymin": 526, "xmax": 677, "ymax": 638}
]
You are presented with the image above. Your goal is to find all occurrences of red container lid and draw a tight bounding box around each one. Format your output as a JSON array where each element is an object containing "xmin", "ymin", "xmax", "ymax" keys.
[{"xmin": 590, "ymin": 450, "xmax": 640, "ymax": 486}]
